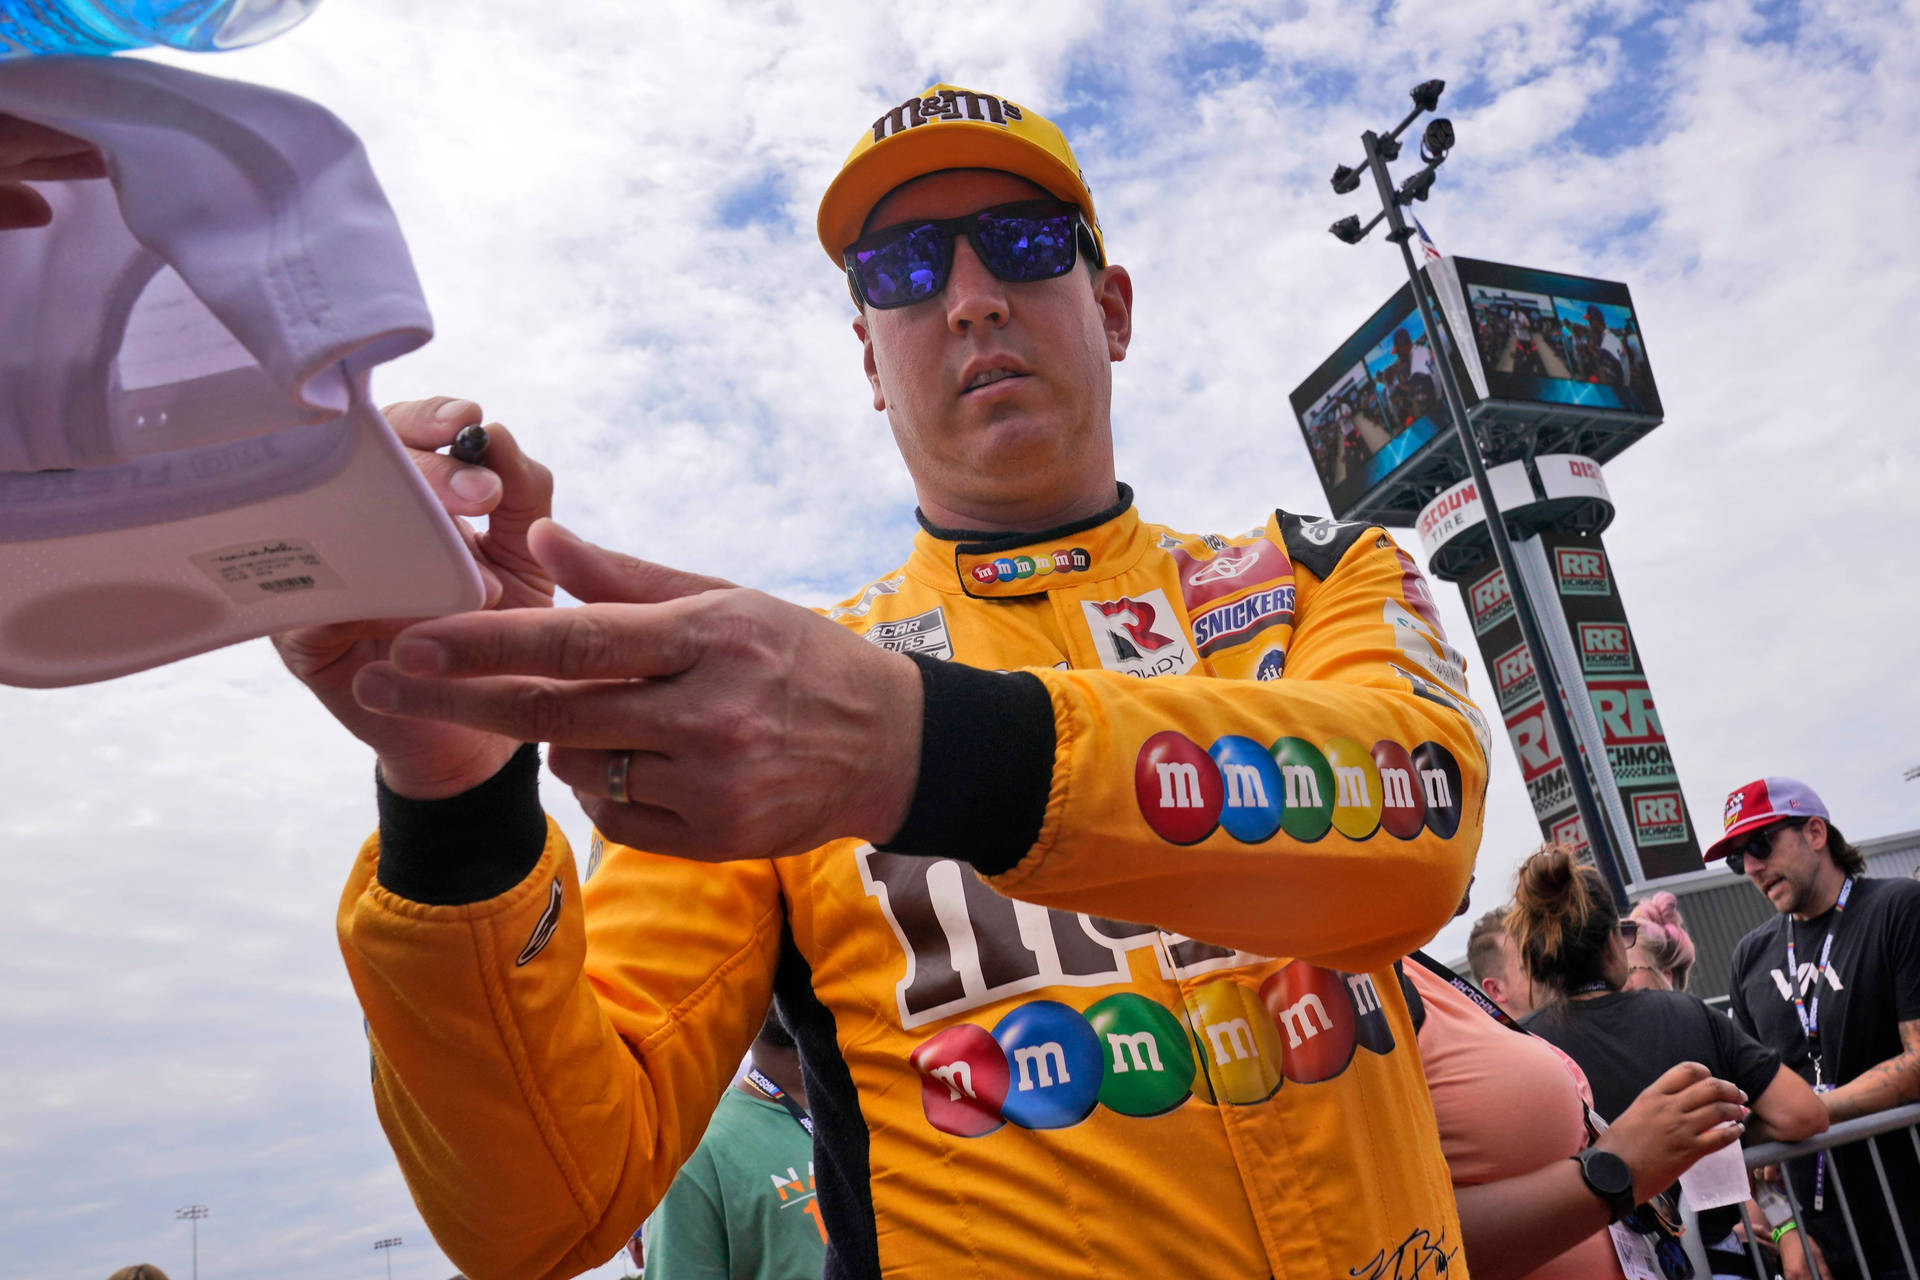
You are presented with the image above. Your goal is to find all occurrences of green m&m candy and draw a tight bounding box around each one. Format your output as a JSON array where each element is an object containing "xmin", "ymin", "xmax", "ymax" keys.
[{"xmin": 1086, "ymin": 993, "xmax": 1194, "ymax": 1118}]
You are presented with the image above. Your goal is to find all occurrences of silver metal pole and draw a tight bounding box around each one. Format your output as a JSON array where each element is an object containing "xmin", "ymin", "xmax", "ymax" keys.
[
  {"xmin": 175, "ymin": 1206, "xmax": 208, "ymax": 1280},
  {"xmin": 1356, "ymin": 126, "xmax": 1633, "ymax": 909},
  {"xmin": 1510, "ymin": 535, "xmax": 1647, "ymax": 882},
  {"xmin": 1865, "ymin": 1135, "xmax": 1918, "ymax": 1275}
]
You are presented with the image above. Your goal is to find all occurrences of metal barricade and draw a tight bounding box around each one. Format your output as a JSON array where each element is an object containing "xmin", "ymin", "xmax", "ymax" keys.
[{"xmin": 1711, "ymin": 1103, "xmax": 1920, "ymax": 1280}]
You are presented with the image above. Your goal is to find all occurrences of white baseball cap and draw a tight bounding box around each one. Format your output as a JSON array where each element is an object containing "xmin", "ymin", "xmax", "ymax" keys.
[{"xmin": 0, "ymin": 56, "xmax": 483, "ymax": 688}]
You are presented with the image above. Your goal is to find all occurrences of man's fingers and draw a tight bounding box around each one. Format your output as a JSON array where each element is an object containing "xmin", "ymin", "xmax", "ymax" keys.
[
  {"xmin": 529, "ymin": 520, "xmax": 735, "ymax": 605},
  {"xmin": 1673, "ymin": 1073, "xmax": 1746, "ymax": 1111},
  {"xmin": 572, "ymin": 792, "xmax": 706, "ymax": 860},
  {"xmin": 0, "ymin": 116, "xmax": 103, "ymax": 166},
  {"xmin": 472, "ymin": 424, "xmax": 553, "ymax": 541},
  {"xmin": 350, "ymin": 665, "xmax": 683, "ymax": 749},
  {"xmin": 387, "ymin": 602, "xmax": 701, "ymax": 681},
  {"xmin": 1654, "ymin": 1060, "xmax": 1712, "ymax": 1093},
  {"xmin": 550, "ymin": 745, "xmax": 675, "ymax": 807},
  {"xmin": 0, "ymin": 182, "xmax": 52, "ymax": 229},
  {"xmin": 9, "ymin": 151, "xmax": 108, "ymax": 181},
  {"xmin": 383, "ymin": 397, "xmax": 483, "ymax": 450},
  {"xmin": 1699, "ymin": 1119, "xmax": 1746, "ymax": 1149},
  {"xmin": 380, "ymin": 398, "xmax": 501, "ymax": 515}
]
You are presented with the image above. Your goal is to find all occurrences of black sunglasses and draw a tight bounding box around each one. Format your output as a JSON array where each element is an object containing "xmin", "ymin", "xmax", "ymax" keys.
[
  {"xmin": 843, "ymin": 199, "xmax": 1100, "ymax": 311},
  {"xmin": 1616, "ymin": 919, "xmax": 1641, "ymax": 948},
  {"xmin": 1725, "ymin": 818, "xmax": 1807, "ymax": 873}
]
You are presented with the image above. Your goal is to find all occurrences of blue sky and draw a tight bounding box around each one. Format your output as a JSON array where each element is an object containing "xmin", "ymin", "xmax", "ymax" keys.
[{"xmin": 2, "ymin": 1, "xmax": 1917, "ymax": 1276}]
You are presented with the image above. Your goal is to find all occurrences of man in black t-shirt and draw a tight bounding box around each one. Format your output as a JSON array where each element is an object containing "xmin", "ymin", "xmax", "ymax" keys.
[{"xmin": 1717, "ymin": 777, "xmax": 1920, "ymax": 1280}]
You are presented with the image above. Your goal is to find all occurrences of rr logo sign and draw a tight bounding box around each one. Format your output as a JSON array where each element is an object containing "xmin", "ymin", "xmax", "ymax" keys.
[
  {"xmin": 1633, "ymin": 790, "xmax": 1689, "ymax": 845},
  {"xmin": 1469, "ymin": 567, "xmax": 1514, "ymax": 634},
  {"xmin": 1554, "ymin": 546, "xmax": 1610, "ymax": 595},
  {"xmin": 1494, "ymin": 642, "xmax": 1537, "ymax": 706},
  {"xmin": 1578, "ymin": 621, "xmax": 1633, "ymax": 673}
]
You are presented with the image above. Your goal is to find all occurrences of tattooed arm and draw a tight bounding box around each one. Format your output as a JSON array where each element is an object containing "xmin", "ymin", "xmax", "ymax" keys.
[{"xmin": 1823, "ymin": 1019, "xmax": 1920, "ymax": 1123}]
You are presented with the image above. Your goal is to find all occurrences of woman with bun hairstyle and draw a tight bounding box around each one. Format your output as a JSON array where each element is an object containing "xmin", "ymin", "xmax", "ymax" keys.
[
  {"xmin": 1625, "ymin": 891, "xmax": 1695, "ymax": 992},
  {"xmin": 1512, "ymin": 844, "xmax": 1829, "ymax": 1276}
]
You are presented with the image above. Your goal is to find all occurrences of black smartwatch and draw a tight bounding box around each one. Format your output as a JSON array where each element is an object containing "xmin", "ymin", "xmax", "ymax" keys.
[{"xmin": 1573, "ymin": 1149, "xmax": 1637, "ymax": 1222}]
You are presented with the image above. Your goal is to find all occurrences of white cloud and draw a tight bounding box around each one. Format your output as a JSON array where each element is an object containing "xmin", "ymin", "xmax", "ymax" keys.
[{"xmin": 3, "ymin": 1, "xmax": 1917, "ymax": 1274}]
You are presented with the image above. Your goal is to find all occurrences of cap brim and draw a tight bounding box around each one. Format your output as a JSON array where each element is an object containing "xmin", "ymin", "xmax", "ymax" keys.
[
  {"xmin": 0, "ymin": 396, "xmax": 484, "ymax": 688},
  {"xmin": 1703, "ymin": 813, "xmax": 1787, "ymax": 866},
  {"xmin": 818, "ymin": 126, "xmax": 1094, "ymax": 264}
]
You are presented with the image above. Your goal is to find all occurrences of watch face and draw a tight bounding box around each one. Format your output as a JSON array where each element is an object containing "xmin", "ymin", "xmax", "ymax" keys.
[{"xmin": 1583, "ymin": 1149, "xmax": 1633, "ymax": 1197}]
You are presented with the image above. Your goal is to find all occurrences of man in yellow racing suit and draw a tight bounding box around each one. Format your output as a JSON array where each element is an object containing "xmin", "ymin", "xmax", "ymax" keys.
[{"xmin": 290, "ymin": 83, "xmax": 1490, "ymax": 1280}]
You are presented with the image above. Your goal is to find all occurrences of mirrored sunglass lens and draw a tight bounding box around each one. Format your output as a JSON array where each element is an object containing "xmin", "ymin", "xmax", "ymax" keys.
[
  {"xmin": 974, "ymin": 211, "xmax": 1078, "ymax": 281},
  {"xmin": 855, "ymin": 224, "xmax": 951, "ymax": 307}
]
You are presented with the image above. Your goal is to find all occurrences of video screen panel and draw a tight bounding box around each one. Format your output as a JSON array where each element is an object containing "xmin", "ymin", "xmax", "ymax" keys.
[
  {"xmin": 1290, "ymin": 281, "xmax": 1451, "ymax": 518},
  {"xmin": 1458, "ymin": 259, "xmax": 1659, "ymax": 415}
]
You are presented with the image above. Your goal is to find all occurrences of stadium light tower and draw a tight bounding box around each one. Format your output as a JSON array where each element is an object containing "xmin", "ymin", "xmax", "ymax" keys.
[
  {"xmin": 1325, "ymin": 79, "xmax": 1633, "ymax": 911},
  {"xmin": 374, "ymin": 1235, "xmax": 403, "ymax": 1280},
  {"xmin": 175, "ymin": 1205, "xmax": 208, "ymax": 1280}
]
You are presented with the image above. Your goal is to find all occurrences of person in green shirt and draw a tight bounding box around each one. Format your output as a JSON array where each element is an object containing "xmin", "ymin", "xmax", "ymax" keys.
[{"xmin": 643, "ymin": 1010, "xmax": 825, "ymax": 1280}]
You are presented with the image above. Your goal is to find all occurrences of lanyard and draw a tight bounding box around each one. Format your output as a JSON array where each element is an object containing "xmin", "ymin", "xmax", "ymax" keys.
[
  {"xmin": 1782, "ymin": 877, "xmax": 1852, "ymax": 1212},
  {"xmin": 1784, "ymin": 877, "xmax": 1853, "ymax": 1075},
  {"xmin": 744, "ymin": 1067, "xmax": 814, "ymax": 1138},
  {"xmin": 1408, "ymin": 950, "xmax": 1609, "ymax": 1141},
  {"xmin": 1408, "ymin": 949, "xmax": 1526, "ymax": 1031}
]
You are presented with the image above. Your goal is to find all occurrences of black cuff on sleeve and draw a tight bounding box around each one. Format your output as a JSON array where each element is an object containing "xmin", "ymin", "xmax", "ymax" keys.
[
  {"xmin": 375, "ymin": 743, "xmax": 548, "ymax": 905},
  {"xmin": 877, "ymin": 653, "xmax": 1055, "ymax": 876}
]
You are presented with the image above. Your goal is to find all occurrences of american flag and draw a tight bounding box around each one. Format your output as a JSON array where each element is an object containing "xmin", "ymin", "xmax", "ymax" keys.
[{"xmin": 1412, "ymin": 216, "xmax": 1442, "ymax": 262}]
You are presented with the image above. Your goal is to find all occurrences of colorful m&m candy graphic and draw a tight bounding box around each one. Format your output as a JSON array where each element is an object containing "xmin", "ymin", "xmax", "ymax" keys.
[
  {"xmin": 1137, "ymin": 732, "xmax": 1461, "ymax": 847},
  {"xmin": 910, "ymin": 965, "xmax": 1401, "ymax": 1137}
]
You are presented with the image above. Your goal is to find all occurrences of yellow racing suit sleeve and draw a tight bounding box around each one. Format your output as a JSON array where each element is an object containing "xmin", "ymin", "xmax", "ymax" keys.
[
  {"xmin": 896, "ymin": 524, "xmax": 1487, "ymax": 973},
  {"xmin": 337, "ymin": 747, "xmax": 784, "ymax": 1280}
]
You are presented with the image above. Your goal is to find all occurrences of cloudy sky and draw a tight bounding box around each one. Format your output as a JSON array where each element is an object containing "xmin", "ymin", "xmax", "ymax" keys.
[{"xmin": 3, "ymin": 1, "xmax": 1916, "ymax": 1276}]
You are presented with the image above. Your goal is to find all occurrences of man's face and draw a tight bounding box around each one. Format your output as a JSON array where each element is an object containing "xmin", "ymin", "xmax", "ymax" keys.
[
  {"xmin": 1742, "ymin": 819, "xmax": 1830, "ymax": 915},
  {"xmin": 1479, "ymin": 931, "xmax": 1537, "ymax": 1020},
  {"xmin": 851, "ymin": 170, "xmax": 1133, "ymax": 528}
]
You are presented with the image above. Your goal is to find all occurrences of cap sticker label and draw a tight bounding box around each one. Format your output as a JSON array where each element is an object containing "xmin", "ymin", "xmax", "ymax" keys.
[{"xmin": 191, "ymin": 537, "xmax": 345, "ymax": 605}]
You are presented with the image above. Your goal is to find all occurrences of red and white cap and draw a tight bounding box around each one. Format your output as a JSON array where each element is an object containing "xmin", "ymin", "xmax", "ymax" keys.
[
  {"xmin": 1706, "ymin": 777, "xmax": 1830, "ymax": 866},
  {"xmin": 0, "ymin": 57, "xmax": 483, "ymax": 688}
]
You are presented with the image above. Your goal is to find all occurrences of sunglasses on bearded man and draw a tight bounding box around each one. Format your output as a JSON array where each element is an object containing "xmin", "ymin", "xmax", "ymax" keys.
[
  {"xmin": 843, "ymin": 199, "xmax": 1101, "ymax": 311},
  {"xmin": 1723, "ymin": 818, "xmax": 1810, "ymax": 875}
]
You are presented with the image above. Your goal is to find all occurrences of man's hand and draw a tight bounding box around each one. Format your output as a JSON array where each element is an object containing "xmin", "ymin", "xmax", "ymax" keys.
[
  {"xmin": 0, "ymin": 115, "xmax": 107, "ymax": 228},
  {"xmin": 271, "ymin": 397, "xmax": 555, "ymax": 798},
  {"xmin": 346, "ymin": 521, "xmax": 925, "ymax": 859},
  {"xmin": 1593, "ymin": 1061, "xmax": 1749, "ymax": 1203}
]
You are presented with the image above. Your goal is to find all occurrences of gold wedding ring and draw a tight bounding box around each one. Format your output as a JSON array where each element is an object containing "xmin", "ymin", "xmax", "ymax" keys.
[{"xmin": 606, "ymin": 750, "xmax": 634, "ymax": 805}]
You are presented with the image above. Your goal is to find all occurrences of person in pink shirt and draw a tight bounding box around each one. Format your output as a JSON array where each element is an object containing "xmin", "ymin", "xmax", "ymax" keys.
[{"xmin": 1407, "ymin": 886, "xmax": 1747, "ymax": 1280}]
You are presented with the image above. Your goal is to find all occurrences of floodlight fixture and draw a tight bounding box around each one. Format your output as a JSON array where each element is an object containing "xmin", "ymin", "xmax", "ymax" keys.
[
  {"xmin": 1399, "ymin": 167, "xmax": 1436, "ymax": 203},
  {"xmin": 176, "ymin": 1206, "xmax": 209, "ymax": 1280},
  {"xmin": 1375, "ymin": 133, "xmax": 1401, "ymax": 162},
  {"xmin": 1410, "ymin": 79, "xmax": 1445, "ymax": 113},
  {"xmin": 1420, "ymin": 117, "xmax": 1455, "ymax": 164},
  {"xmin": 1329, "ymin": 214, "xmax": 1365, "ymax": 244},
  {"xmin": 1331, "ymin": 163, "xmax": 1362, "ymax": 194},
  {"xmin": 375, "ymin": 1236, "xmax": 404, "ymax": 1280}
]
